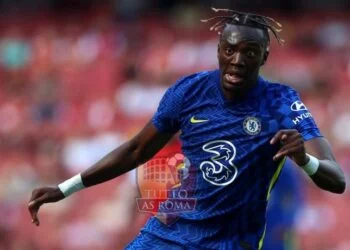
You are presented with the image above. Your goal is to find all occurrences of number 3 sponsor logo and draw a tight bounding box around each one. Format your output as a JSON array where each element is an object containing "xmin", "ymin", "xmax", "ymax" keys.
[{"xmin": 200, "ymin": 140, "xmax": 238, "ymax": 186}]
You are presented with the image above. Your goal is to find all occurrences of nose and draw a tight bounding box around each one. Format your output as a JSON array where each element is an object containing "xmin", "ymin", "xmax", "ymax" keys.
[{"xmin": 230, "ymin": 52, "xmax": 245, "ymax": 67}]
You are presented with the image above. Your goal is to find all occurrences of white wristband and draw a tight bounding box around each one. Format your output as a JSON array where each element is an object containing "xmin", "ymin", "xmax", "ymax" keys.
[
  {"xmin": 58, "ymin": 174, "xmax": 85, "ymax": 197},
  {"xmin": 300, "ymin": 154, "xmax": 320, "ymax": 176}
]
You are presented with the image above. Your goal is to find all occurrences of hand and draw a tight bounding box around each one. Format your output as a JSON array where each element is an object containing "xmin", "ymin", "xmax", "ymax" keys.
[
  {"xmin": 28, "ymin": 187, "xmax": 65, "ymax": 226},
  {"xmin": 270, "ymin": 129, "xmax": 309, "ymax": 165}
]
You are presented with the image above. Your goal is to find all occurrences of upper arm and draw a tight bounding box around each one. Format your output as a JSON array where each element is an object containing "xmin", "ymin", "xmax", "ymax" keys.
[
  {"xmin": 129, "ymin": 77, "xmax": 187, "ymax": 163},
  {"xmin": 152, "ymin": 84, "xmax": 184, "ymax": 133},
  {"xmin": 279, "ymin": 86, "xmax": 322, "ymax": 141},
  {"xmin": 132, "ymin": 75, "xmax": 193, "ymax": 162},
  {"xmin": 131, "ymin": 120, "xmax": 175, "ymax": 165}
]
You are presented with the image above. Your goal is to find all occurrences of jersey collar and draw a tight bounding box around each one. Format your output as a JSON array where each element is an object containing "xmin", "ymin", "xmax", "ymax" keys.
[{"xmin": 212, "ymin": 69, "xmax": 267, "ymax": 105}]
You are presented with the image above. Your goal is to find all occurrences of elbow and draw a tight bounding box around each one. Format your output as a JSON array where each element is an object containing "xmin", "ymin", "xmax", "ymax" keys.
[
  {"xmin": 331, "ymin": 177, "xmax": 346, "ymax": 194},
  {"xmin": 336, "ymin": 178, "xmax": 346, "ymax": 194}
]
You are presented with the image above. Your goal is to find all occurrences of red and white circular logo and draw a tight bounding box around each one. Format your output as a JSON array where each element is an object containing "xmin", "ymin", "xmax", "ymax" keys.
[{"xmin": 136, "ymin": 152, "xmax": 196, "ymax": 224}]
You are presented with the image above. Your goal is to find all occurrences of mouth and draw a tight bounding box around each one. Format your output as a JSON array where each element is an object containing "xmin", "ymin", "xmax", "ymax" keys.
[{"xmin": 223, "ymin": 73, "xmax": 245, "ymax": 86}]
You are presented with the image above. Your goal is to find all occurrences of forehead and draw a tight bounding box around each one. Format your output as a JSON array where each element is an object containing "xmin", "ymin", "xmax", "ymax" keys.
[{"xmin": 220, "ymin": 24, "xmax": 267, "ymax": 47}]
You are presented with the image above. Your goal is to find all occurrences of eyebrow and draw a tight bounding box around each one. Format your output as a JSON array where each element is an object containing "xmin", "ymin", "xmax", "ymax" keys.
[{"xmin": 241, "ymin": 41, "xmax": 263, "ymax": 47}]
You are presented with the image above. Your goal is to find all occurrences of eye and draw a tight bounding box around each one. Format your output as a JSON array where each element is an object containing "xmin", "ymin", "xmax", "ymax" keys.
[
  {"xmin": 246, "ymin": 50, "xmax": 256, "ymax": 57},
  {"xmin": 225, "ymin": 47, "xmax": 234, "ymax": 55}
]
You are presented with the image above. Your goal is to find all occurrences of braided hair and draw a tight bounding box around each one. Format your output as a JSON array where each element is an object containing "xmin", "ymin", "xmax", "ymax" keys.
[{"xmin": 201, "ymin": 8, "xmax": 285, "ymax": 46}]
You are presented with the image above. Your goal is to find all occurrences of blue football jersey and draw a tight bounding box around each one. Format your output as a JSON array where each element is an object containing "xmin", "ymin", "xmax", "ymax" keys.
[{"xmin": 140, "ymin": 70, "xmax": 321, "ymax": 250}]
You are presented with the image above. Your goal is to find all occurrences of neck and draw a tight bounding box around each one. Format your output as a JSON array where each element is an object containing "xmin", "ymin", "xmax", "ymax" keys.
[{"xmin": 221, "ymin": 87, "xmax": 249, "ymax": 102}]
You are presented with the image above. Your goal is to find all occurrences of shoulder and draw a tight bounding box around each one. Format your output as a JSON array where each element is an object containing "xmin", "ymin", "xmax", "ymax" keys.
[
  {"xmin": 159, "ymin": 70, "xmax": 213, "ymax": 107},
  {"xmin": 262, "ymin": 78, "xmax": 300, "ymax": 103},
  {"xmin": 170, "ymin": 70, "xmax": 212, "ymax": 92}
]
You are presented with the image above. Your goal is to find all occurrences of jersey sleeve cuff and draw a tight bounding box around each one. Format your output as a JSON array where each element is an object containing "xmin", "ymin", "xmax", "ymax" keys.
[{"xmin": 301, "ymin": 129, "xmax": 323, "ymax": 141}]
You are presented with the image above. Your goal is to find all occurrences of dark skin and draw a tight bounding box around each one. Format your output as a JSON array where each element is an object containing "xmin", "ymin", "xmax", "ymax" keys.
[
  {"xmin": 28, "ymin": 24, "xmax": 345, "ymax": 226},
  {"xmin": 218, "ymin": 24, "xmax": 268, "ymax": 100},
  {"xmin": 28, "ymin": 122, "xmax": 174, "ymax": 226}
]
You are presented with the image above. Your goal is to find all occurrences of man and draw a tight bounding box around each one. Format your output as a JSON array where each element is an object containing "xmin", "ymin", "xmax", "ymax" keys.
[{"xmin": 28, "ymin": 9, "xmax": 345, "ymax": 250}]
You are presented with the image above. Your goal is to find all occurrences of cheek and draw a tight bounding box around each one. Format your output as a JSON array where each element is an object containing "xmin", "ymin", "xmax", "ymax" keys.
[
  {"xmin": 244, "ymin": 60, "xmax": 262, "ymax": 78},
  {"xmin": 248, "ymin": 57, "xmax": 263, "ymax": 68},
  {"xmin": 218, "ymin": 53, "xmax": 231, "ymax": 63},
  {"xmin": 218, "ymin": 55, "xmax": 228, "ymax": 67},
  {"xmin": 217, "ymin": 48, "xmax": 230, "ymax": 65},
  {"xmin": 257, "ymin": 53, "xmax": 265, "ymax": 64}
]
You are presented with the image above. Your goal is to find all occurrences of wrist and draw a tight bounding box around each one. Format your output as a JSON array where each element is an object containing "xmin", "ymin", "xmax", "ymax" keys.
[
  {"xmin": 58, "ymin": 174, "xmax": 85, "ymax": 197},
  {"xmin": 297, "ymin": 154, "xmax": 310, "ymax": 166},
  {"xmin": 299, "ymin": 153, "xmax": 320, "ymax": 176}
]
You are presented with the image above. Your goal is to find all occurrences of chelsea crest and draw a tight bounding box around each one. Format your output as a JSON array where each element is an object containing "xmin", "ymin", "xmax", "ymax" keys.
[{"xmin": 243, "ymin": 117, "xmax": 261, "ymax": 135}]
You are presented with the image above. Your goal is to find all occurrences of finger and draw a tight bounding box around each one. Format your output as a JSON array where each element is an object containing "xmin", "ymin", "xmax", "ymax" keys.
[
  {"xmin": 273, "ymin": 137, "xmax": 303, "ymax": 159},
  {"xmin": 270, "ymin": 129, "xmax": 298, "ymax": 145},
  {"xmin": 28, "ymin": 200, "xmax": 40, "ymax": 226},
  {"xmin": 28, "ymin": 194, "xmax": 48, "ymax": 226},
  {"xmin": 281, "ymin": 133, "xmax": 302, "ymax": 145},
  {"xmin": 273, "ymin": 145, "xmax": 302, "ymax": 161},
  {"xmin": 280, "ymin": 134, "xmax": 288, "ymax": 144},
  {"xmin": 277, "ymin": 138, "xmax": 303, "ymax": 153},
  {"xmin": 30, "ymin": 189, "xmax": 41, "ymax": 202},
  {"xmin": 270, "ymin": 130, "xmax": 284, "ymax": 145}
]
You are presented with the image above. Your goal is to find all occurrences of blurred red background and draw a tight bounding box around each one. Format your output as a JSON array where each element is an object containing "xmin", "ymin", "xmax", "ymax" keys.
[{"xmin": 0, "ymin": 2, "xmax": 349, "ymax": 250}]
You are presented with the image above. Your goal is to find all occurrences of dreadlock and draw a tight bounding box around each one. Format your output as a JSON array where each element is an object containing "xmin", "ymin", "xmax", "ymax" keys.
[{"xmin": 201, "ymin": 8, "xmax": 285, "ymax": 46}]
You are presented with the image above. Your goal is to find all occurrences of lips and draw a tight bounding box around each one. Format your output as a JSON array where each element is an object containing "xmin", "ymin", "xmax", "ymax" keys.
[{"xmin": 224, "ymin": 72, "xmax": 245, "ymax": 85}]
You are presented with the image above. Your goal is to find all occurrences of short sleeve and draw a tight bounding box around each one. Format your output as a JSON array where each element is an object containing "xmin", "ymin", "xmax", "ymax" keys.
[
  {"xmin": 279, "ymin": 87, "xmax": 322, "ymax": 141},
  {"xmin": 152, "ymin": 84, "xmax": 184, "ymax": 133}
]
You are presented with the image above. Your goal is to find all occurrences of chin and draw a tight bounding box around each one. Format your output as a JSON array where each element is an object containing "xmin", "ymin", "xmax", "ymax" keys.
[{"xmin": 223, "ymin": 80, "xmax": 246, "ymax": 91}]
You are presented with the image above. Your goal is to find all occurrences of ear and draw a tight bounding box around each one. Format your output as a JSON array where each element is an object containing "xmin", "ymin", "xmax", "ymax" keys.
[
  {"xmin": 217, "ymin": 44, "xmax": 220, "ymax": 60},
  {"xmin": 261, "ymin": 50, "xmax": 269, "ymax": 66}
]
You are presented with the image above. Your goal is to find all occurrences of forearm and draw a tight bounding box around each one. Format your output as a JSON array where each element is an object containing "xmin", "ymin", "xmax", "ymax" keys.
[
  {"xmin": 309, "ymin": 159, "xmax": 346, "ymax": 194},
  {"xmin": 79, "ymin": 122, "xmax": 174, "ymax": 188},
  {"xmin": 81, "ymin": 140, "xmax": 140, "ymax": 187}
]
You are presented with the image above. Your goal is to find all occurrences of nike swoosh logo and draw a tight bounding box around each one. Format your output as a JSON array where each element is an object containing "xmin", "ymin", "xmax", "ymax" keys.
[{"xmin": 190, "ymin": 116, "xmax": 209, "ymax": 124}]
